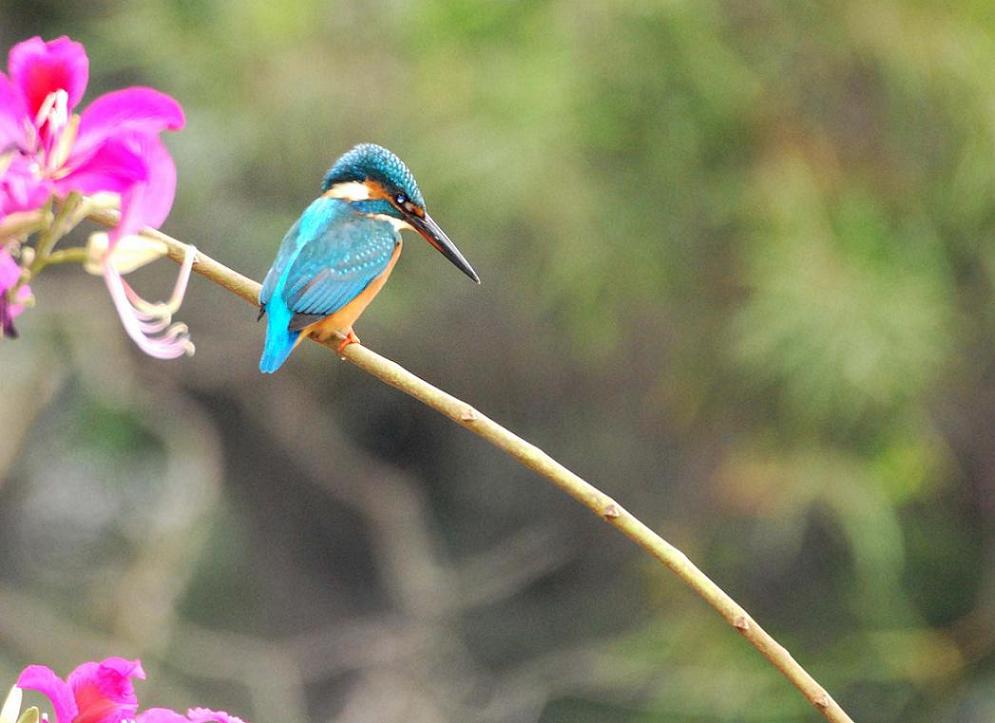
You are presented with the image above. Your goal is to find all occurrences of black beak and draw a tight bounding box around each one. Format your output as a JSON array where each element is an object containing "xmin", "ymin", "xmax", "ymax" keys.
[{"xmin": 409, "ymin": 212, "xmax": 480, "ymax": 284}]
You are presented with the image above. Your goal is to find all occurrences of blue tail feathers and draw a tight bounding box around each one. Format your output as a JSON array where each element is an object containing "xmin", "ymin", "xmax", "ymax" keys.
[
  {"xmin": 259, "ymin": 300, "xmax": 300, "ymax": 374},
  {"xmin": 259, "ymin": 326, "xmax": 300, "ymax": 374}
]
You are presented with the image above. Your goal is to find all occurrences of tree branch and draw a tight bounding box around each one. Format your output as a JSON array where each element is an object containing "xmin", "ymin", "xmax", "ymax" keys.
[{"xmin": 89, "ymin": 210, "xmax": 853, "ymax": 722}]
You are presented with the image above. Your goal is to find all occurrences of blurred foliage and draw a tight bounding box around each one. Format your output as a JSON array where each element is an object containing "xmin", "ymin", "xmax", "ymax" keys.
[{"xmin": 2, "ymin": 1, "xmax": 995, "ymax": 721}]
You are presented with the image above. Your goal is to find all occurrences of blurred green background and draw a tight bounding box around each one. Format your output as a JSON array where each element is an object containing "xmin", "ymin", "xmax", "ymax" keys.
[{"xmin": 2, "ymin": 1, "xmax": 994, "ymax": 721}]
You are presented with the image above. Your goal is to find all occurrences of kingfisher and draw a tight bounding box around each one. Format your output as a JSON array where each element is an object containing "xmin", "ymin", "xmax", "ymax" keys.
[{"xmin": 258, "ymin": 143, "xmax": 480, "ymax": 373}]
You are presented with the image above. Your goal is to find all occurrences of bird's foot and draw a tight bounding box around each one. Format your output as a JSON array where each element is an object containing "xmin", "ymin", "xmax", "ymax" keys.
[{"xmin": 336, "ymin": 329, "xmax": 360, "ymax": 355}]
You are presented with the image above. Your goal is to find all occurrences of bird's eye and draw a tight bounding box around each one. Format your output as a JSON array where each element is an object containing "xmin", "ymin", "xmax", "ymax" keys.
[{"xmin": 394, "ymin": 193, "xmax": 422, "ymax": 217}]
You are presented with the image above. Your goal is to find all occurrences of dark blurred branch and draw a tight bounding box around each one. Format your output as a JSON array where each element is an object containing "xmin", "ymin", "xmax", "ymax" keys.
[
  {"xmin": 88, "ymin": 209, "xmax": 853, "ymax": 723},
  {"xmin": 455, "ymin": 526, "xmax": 573, "ymax": 609},
  {"xmin": 248, "ymin": 378, "xmax": 451, "ymax": 616}
]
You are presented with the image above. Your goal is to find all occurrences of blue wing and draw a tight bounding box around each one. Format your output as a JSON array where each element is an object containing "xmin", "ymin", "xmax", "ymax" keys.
[
  {"xmin": 259, "ymin": 197, "xmax": 397, "ymax": 373},
  {"xmin": 282, "ymin": 212, "xmax": 397, "ymax": 319},
  {"xmin": 260, "ymin": 197, "xmax": 347, "ymax": 308}
]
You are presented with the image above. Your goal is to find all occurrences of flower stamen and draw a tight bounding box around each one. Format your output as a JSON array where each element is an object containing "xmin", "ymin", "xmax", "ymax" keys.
[
  {"xmin": 100, "ymin": 241, "xmax": 196, "ymax": 358},
  {"xmin": 48, "ymin": 113, "xmax": 79, "ymax": 171},
  {"xmin": 35, "ymin": 90, "xmax": 69, "ymax": 160}
]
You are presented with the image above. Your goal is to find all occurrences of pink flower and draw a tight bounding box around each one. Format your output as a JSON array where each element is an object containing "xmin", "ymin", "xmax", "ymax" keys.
[
  {"xmin": 0, "ymin": 246, "xmax": 30, "ymax": 338},
  {"xmin": 17, "ymin": 657, "xmax": 143, "ymax": 723},
  {"xmin": 16, "ymin": 658, "xmax": 247, "ymax": 723},
  {"xmin": 0, "ymin": 36, "xmax": 184, "ymax": 236},
  {"xmin": 0, "ymin": 35, "xmax": 193, "ymax": 358}
]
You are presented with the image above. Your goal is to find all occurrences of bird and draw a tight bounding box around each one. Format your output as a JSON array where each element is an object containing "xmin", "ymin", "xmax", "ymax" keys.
[{"xmin": 258, "ymin": 143, "xmax": 480, "ymax": 373}]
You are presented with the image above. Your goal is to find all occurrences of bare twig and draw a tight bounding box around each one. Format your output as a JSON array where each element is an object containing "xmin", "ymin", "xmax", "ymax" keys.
[{"xmin": 87, "ymin": 209, "xmax": 854, "ymax": 722}]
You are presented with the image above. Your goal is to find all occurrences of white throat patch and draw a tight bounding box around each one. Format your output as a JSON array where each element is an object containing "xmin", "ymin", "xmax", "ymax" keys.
[{"xmin": 325, "ymin": 181, "xmax": 372, "ymax": 201}]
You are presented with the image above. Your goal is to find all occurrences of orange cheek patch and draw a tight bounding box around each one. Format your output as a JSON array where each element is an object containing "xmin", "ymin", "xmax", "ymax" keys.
[{"xmin": 364, "ymin": 180, "xmax": 392, "ymax": 201}]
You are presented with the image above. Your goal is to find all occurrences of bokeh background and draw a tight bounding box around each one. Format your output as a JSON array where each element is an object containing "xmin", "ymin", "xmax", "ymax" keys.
[{"xmin": 2, "ymin": 1, "xmax": 994, "ymax": 721}]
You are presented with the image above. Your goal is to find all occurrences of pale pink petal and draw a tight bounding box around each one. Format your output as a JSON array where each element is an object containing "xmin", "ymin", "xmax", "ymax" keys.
[
  {"xmin": 67, "ymin": 657, "xmax": 143, "ymax": 723},
  {"xmin": 0, "ymin": 72, "xmax": 29, "ymax": 151},
  {"xmin": 8, "ymin": 36, "xmax": 88, "ymax": 117},
  {"xmin": 186, "ymin": 708, "xmax": 247, "ymax": 723},
  {"xmin": 74, "ymin": 87, "xmax": 184, "ymax": 159},
  {"xmin": 54, "ymin": 135, "xmax": 148, "ymax": 197},
  {"xmin": 0, "ymin": 154, "xmax": 50, "ymax": 217},
  {"xmin": 136, "ymin": 709, "xmax": 189, "ymax": 723},
  {"xmin": 136, "ymin": 707, "xmax": 249, "ymax": 723},
  {"xmin": 114, "ymin": 135, "xmax": 176, "ymax": 241},
  {"xmin": 16, "ymin": 665, "xmax": 78, "ymax": 723}
]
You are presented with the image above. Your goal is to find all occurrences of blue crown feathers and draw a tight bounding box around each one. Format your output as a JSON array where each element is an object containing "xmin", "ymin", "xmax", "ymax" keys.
[{"xmin": 321, "ymin": 143, "xmax": 425, "ymax": 207}]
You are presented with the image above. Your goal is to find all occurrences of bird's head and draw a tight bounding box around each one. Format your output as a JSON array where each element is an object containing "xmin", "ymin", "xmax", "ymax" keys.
[{"xmin": 322, "ymin": 143, "xmax": 479, "ymax": 283}]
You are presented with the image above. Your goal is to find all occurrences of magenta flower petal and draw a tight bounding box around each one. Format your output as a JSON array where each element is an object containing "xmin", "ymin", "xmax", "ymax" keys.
[
  {"xmin": 114, "ymin": 134, "xmax": 177, "ymax": 240},
  {"xmin": 16, "ymin": 665, "xmax": 79, "ymax": 723},
  {"xmin": 67, "ymin": 657, "xmax": 144, "ymax": 723},
  {"xmin": 8, "ymin": 36, "xmax": 88, "ymax": 117},
  {"xmin": 55, "ymin": 135, "xmax": 148, "ymax": 197},
  {"xmin": 74, "ymin": 87, "xmax": 184, "ymax": 159},
  {"xmin": 0, "ymin": 71, "xmax": 29, "ymax": 151}
]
